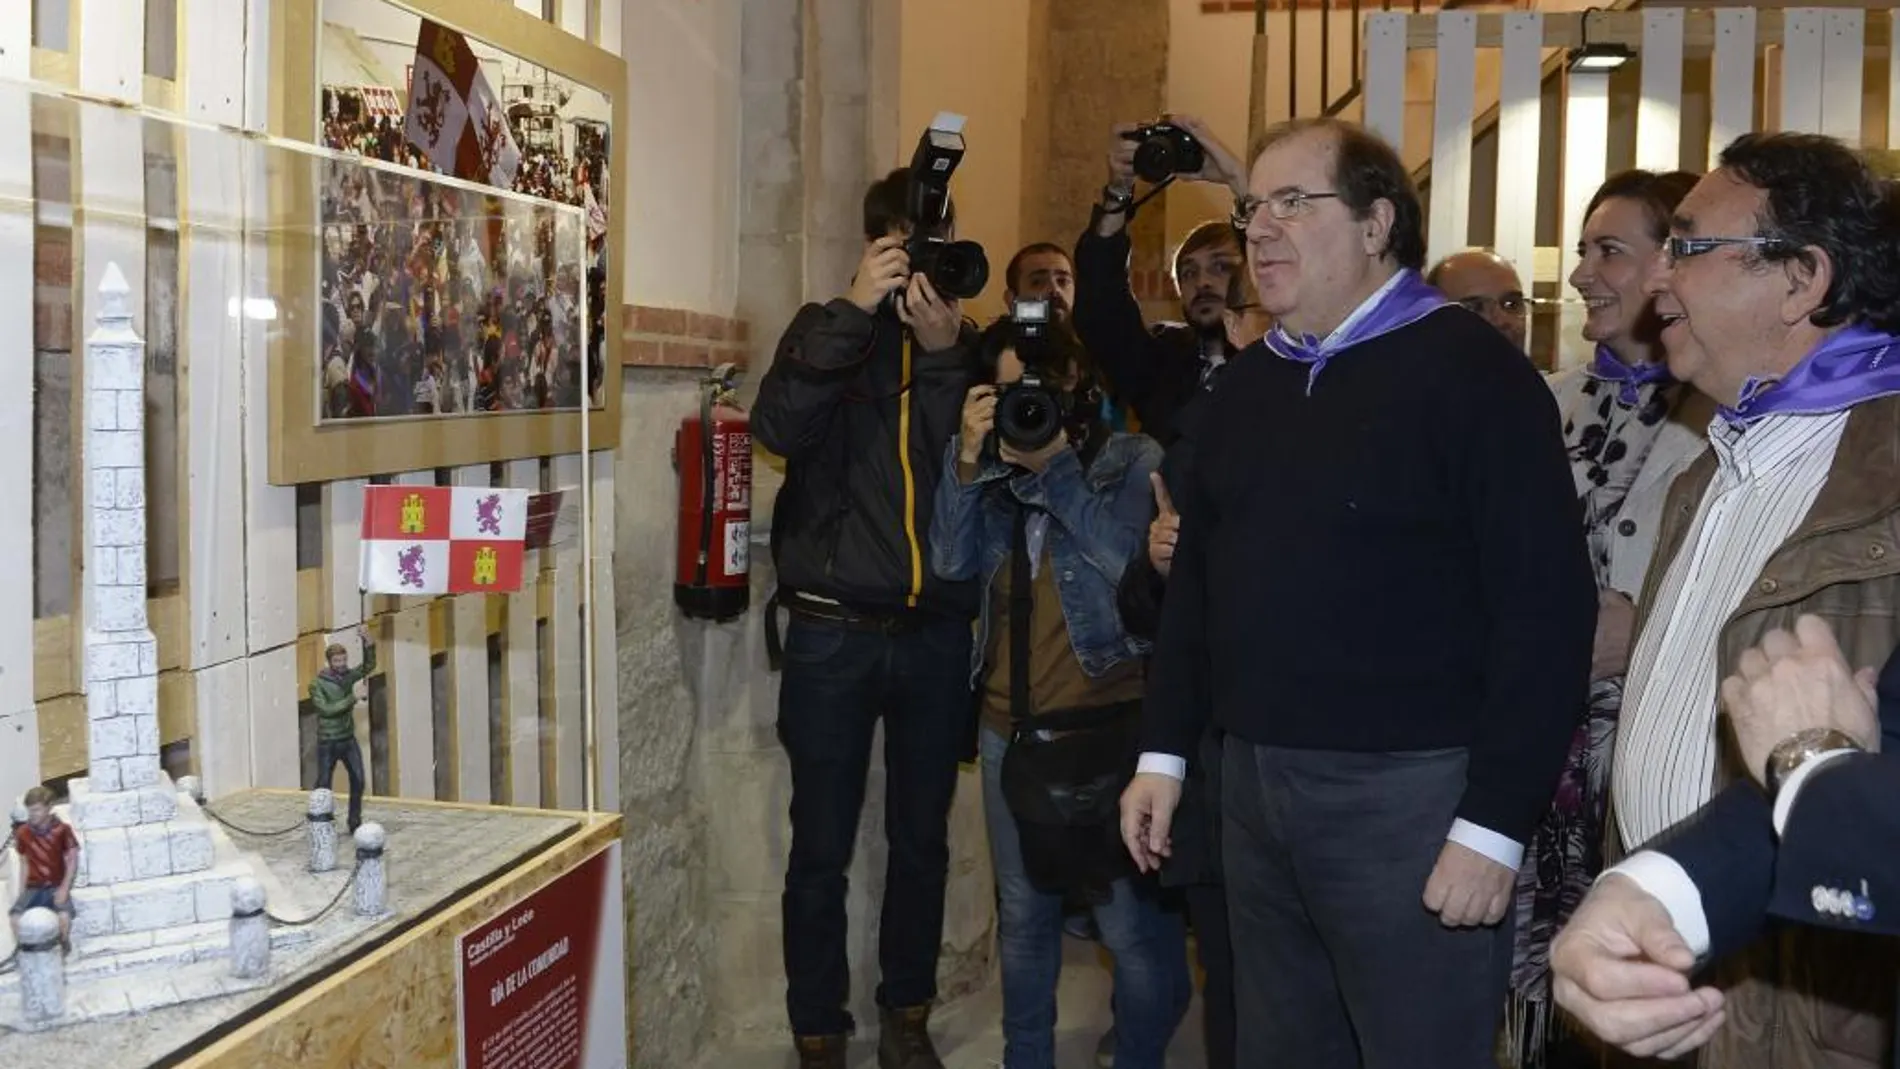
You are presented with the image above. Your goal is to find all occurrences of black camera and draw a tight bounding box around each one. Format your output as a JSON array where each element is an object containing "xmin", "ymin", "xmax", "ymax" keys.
[
  {"xmin": 903, "ymin": 116, "xmax": 990, "ymax": 300},
  {"xmin": 1123, "ymin": 120, "xmax": 1205, "ymax": 184},
  {"xmin": 993, "ymin": 298, "xmax": 1065, "ymax": 452},
  {"xmin": 907, "ymin": 236, "xmax": 989, "ymax": 303}
]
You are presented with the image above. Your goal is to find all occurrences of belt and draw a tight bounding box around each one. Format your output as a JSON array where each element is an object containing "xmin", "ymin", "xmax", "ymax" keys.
[{"xmin": 764, "ymin": 591, "xmax": 942, "ymax": 671}]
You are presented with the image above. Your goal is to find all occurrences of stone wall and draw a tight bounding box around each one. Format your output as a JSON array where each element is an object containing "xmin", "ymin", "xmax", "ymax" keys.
[{"xmin": 614, "ymin": 1, "xmax": 995, "ymax": 1062}]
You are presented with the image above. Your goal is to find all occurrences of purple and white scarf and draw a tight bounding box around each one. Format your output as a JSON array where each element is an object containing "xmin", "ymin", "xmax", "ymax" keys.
[
  {"xmin": 1263, "ymin": 269, "xmax": 1448, "ymax": 394},
  {"xmin": 1721, "ymin": 322, "xmax": 1900, "ymax": 427}
]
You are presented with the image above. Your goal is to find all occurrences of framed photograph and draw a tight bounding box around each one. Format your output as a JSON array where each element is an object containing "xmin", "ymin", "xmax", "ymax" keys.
[{"xmin": 267, "ymin": 0, "xmax": 626, "ymax": 483}]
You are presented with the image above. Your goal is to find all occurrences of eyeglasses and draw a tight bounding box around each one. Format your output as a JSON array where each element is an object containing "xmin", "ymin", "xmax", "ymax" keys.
[
  {"xmin": 1231, "ymin": 191, "xmax": 1340, "ymax": 230},
  {"xmin": 1664, "ymin": 235, "xmax": 1789, "ymax": 262},
  {"xmin": 1455, "ymin": 293, "xmax": 1529, "ymax": 318}
]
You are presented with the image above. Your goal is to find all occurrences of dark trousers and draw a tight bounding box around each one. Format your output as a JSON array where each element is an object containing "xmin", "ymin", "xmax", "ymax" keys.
[
  {"xmin": 1222, "ymin": 740, "xmax": 1514, "ymax": 1069},
  {"xmin": 776, "ymin": 612, "xmax": 973, "ymax": 1038},
  {"xmin": 313, "ymin": 737, "xmax": 366, "ymax": 830},
  {"xmin": 1185, "ymin": 882, "xmax": 1237, "ymax": 1069}
]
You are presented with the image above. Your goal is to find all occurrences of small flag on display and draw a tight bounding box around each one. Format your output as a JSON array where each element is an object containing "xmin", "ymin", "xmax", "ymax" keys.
[{"xmin": 359, "ymin": 485, "xmax": 530, "ymax": 595}]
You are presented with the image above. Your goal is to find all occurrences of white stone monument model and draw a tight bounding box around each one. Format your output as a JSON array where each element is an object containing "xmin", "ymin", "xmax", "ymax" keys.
[{"xmin": 59, "ymin": 265, "xmax": 259, "ymax": 965}]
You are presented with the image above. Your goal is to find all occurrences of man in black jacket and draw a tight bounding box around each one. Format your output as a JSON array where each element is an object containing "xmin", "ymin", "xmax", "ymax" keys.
[
  {"xmin": 1073, "ymin": 114, "xmax": 1250, "ymax": 447},
  {"xmin": 1553, "ymin": 619, "xmax": 1899, "ymax": 1062},
  {"xmin": 754, "ymin": 169, "xmax": 980, "ymax": 1069}
]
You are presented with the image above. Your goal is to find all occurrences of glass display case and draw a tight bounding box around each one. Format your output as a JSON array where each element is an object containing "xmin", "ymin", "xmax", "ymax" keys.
[{"xmin": 0, "ymin": 75, "xmax": 619, "ymax": 1066}]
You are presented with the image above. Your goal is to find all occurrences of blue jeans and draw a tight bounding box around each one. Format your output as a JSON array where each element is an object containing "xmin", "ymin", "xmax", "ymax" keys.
[
  {"xmin": 777, "ymin": 612, "xmax": 974, "ymax": 1038},
  {"xmin": 981, "ymin": 728, "xmax": 1190, "ymax": 1069}
]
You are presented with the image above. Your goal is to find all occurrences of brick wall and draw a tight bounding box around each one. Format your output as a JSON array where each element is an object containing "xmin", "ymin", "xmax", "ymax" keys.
[{"xmin": 620, "ymin": 305, "xmax": 753, "ymax": 369}]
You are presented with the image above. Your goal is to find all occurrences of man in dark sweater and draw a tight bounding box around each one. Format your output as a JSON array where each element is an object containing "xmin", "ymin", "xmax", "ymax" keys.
[{"xmin": 1118, "ymin": 117, "xmax": 1596, "ymax": 1068}]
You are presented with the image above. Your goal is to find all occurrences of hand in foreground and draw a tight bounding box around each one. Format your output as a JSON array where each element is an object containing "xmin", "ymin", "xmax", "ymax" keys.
[
  {"xmin": 1167, "ymin": 114, "xmax": 1249, "ymax": 195},
  {"xmin": 958, "ymin": 386, "xmax": 995, "ymax": 467},
  {"xmin": 897, "ymin": 272, "xmax": 962, "ymax": 353},
  {"xmin": 846, "ymin": 235, "xmax": 909, "ymax": 314},
  {"xmin": 1421, "ymin": 840, "xmax": 1514, "ymax": 927},
  {"xmin": 1105, "ymin": 122, "xmax": 1140, "ymax": 196},
  {"xmin": 999, "ymin": 434, "xmax": 1067, "ymax": 474},
  {"xmin": 1148, "ymin": 473, "xmax": 1180, "ymax": 578},
  {"xmin": 1720, "ymin": 614, "xmax": 1881, "ymax": 787},
  {"xmin": 1592, "ymin": 589, "xmax": 1637, "ymax": 681},
  {"xmin": 1119, "ymin": 772, "xmax": 1183, "ymax": 874},
  {"xmin": 1552, "ymin": 874, "xmax": 1725, "ymax": 1060}
]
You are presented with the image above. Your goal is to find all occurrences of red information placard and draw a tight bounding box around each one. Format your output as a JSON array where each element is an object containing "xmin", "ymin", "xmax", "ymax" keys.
[{"xmin": 456, "ymin": 841, "xmax": 626, "ymax": 1069}]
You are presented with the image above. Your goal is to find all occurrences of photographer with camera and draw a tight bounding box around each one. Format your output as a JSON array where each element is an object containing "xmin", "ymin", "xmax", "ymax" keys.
[
  {"xmin": 1073, "ymin": 114, "xmax": 1251, "ymax": 447},
  {"xmin": 754, "ymin": 130, "xmax": 988, "ymax": 1068},
  {"xmin": 930, "ymin": 306, "xmax": 1188, "ymax": 1069}
]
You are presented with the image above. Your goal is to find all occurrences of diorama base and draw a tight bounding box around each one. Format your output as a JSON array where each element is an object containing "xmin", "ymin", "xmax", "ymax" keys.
[{"xmin": 0, "ymin": 790, "xmax": 582, "ymax": 1067}]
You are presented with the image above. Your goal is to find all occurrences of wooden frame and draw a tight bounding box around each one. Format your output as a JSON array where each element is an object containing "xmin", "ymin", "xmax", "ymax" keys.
[{"xmin": 265, "ymin": 0, "xmax": 625, "ymax": 484}]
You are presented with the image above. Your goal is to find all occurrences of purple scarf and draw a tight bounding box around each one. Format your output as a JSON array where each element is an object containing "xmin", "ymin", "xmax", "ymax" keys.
[
  {"xmin": 1720, "ymin": 322, "xmax": 1900, "ymax": 427},
  {"xmin": 1586, "ymin": 346, "xmax": 1674, "ymax": 407},
  {"xmin": 1264, "ymin": 269, "xmax": 1448, "ymax": 394}
]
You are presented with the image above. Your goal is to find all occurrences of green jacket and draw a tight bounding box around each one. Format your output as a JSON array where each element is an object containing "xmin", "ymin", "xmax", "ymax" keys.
[{"xmin": 308, "ymin": 642, "xmax": 375, "ymax": 742}]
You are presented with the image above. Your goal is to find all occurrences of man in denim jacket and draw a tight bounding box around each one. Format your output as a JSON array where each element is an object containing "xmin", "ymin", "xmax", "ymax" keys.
[{"xmin": 930, "ymin": 314, "xmax": 1188, "ymax": 1069}]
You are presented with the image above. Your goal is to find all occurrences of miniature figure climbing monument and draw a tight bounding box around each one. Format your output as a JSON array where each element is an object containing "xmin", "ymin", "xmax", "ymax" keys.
[{"xmin": 64, "ymin": 264, "xmax": 252, "ymax": 951}]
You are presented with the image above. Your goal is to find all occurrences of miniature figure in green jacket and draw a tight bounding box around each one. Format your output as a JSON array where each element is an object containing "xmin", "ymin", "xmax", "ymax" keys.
[{"xmin": 307, "ymin": 624, "xmax": 374, "ymax": 831}]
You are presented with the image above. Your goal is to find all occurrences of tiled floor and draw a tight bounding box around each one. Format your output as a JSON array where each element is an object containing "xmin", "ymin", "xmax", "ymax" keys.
[{"xmin": 706, "ymin": 937, "xmax": 1209, "ymax": 1068}]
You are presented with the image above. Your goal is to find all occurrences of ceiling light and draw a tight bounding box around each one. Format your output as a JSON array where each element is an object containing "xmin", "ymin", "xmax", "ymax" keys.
[{"xmin": 1567, "ymin": 42, "xmax": 1634, "ymax": 73}]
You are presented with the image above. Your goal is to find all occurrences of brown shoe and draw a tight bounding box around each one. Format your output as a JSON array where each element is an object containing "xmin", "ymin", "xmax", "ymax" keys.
[
  {"xmin": 877, "ymin": 1005, "xmax": 944, "ymax": 1069},
  {"xmin": 794, "ymin": 1034, "xmax": 848, "ymax": 1069}
]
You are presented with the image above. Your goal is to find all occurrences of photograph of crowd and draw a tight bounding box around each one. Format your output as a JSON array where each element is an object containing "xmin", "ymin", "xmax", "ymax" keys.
[
  {"xmin": 317, "ymin": 1, "xmax": 613, "ymax": 422},
  {"xmin": 317, "ymin": 161, "xmax": 589, "ymax": 422}
]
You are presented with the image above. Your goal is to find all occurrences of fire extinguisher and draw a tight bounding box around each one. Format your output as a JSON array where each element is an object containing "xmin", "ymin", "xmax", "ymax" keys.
[{"xmin": 674, "ymin": 362, "xmax": 751, "ymax": 622}]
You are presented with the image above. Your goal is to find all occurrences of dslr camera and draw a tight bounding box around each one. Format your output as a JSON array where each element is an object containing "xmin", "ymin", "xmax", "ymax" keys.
[
  {"xmin": 993, "ymin": 298, "xmax": 1065, "ymax": 453},
  {"xmin": 1122, "ymin": 120, "xmax": 1206, "ymax": 184},
  {"xmin": 903, "ymin": 114, "xmax": 991, "ymax": 301}
]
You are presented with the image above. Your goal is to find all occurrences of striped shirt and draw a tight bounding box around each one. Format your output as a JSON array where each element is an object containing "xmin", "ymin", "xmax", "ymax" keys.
[{"xmin": 1611, "ymin": 411, "xmax": 1850, "ymax": 849}]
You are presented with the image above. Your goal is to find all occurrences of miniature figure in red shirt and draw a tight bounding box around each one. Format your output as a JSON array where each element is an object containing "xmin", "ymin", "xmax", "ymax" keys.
[{"xmin": 10, "ymin": 786, "xmax": 78, "ymax": 952}]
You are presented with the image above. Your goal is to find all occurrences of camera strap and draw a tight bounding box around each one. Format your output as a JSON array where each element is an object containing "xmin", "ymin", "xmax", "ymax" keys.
[
  {"xmin": 1009, "ymin": 502, "xmax": 1034, "ymax": 728},
  {"xmin": 1118, "ymin": 175, "xmax": 1176, "ymax": 223}
]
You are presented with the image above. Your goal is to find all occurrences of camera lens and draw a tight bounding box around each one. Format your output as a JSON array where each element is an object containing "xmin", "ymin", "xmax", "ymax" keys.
[
  {"xmin": 997, "ymin": 384, "xmax": 1062, "ymax": 452},
  {"xmin": 931, "ymin": 241, "xmax": 991, "ymax": 300},
  {"xmin": 1133, "ymin": 138, "xmax": 1177, "ymax": 184}
]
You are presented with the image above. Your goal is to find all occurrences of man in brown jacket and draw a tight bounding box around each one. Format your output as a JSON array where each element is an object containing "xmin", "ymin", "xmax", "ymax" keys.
[{"xmin": 1606, "ymin": 131, "xmax": 1900, "ymax": 1068}]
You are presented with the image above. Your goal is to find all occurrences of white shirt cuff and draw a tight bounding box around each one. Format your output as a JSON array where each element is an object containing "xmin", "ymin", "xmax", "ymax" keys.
[
  {"xmin": 1446, "ymin": 819, "xmax": 1524, "ymax": 871},
  {"xmin": 1772, "ymin": 749, "xmax": 1859, "ymax": 837},
  {"xmin": 1136, "ymin": 752, "xmax": 1187, "ymax": 780},
  {"xmin": 1606, "ymin": 851, "xmax": 1711, "ymax": 959}
]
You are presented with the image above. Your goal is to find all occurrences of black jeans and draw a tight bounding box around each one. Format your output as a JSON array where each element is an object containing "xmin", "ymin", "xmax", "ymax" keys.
[
  {"xmin": 313, "ymin": 736, "xmax": 366, "ymax": 830},
  {"xmin": 1223, "ymin": 740, "xmax": 1514, "ymax": 1069},
  {"xmin": 776, "ymin": 612, "xmax": 973, "ymax": 1038}
]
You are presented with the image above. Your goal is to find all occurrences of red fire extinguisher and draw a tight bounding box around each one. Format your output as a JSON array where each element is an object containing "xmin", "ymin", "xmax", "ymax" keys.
[{"xmin": 675, "ymin": 362, "xmax": 751, "ymax": 621}]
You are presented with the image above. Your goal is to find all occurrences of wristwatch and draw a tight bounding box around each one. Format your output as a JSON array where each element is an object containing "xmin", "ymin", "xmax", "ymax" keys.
[
  {"xmin": 1764, "ymin": 727, "xmax": 1864, "ymax": 799},
  {"xmin": 1100, "ymin": 184, "xmax": 1135, "ymax": 214}
]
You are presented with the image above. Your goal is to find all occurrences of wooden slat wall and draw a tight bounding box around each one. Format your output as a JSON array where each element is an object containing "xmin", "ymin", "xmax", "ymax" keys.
[
  {"xmin": 1558, "ymin": 69, "xmax": 1610, "ymax": 371},
  {"xmin": 1494, "ymin": 13, "xmax": 1542, "ymax": 355},
  {"xmin": 0, "ymin": 29, "xmax": 38, "ymax": 807},
  {"xmin": 1821, "ymin": 10, "xmax": 1865, "ymax": 141},
  {"xmin": 1427, "ymin": 12, "xmax": 1477, "ymax": 269},
  {"xmin": 450, "ymin": 465, "xmax": 493, "ymax": 804},
  {"xmin": 1781, "ymin": 9, "xmax": 1827, "ymax": 133},
  {"xmin": 1364, "ymin": 14, "xmax": 1408, "ymax": 155},
  {"xmin": 13, "ymin": 3, "xmax": 616, "ymax": 827},
  {"xmin": 549, "ymin": 454, "xmax": 586, "ymax": 812},
  {"xmin": 1711, "ymin": 9, "xmax": 1759, "ymax": 163},
  {"xmin": 1637, "ymin": 9, "xmax": 1685, "ymax": 171}
]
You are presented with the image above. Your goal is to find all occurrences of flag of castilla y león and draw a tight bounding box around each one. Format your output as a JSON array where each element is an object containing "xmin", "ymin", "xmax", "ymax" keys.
[
  {"xmin": 359, "ymin": 486, "xmax": 529, "ymax": 596},
  {"xmin": 401, "ymin": 18, "xmax": 522, "ymax": 189}
]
